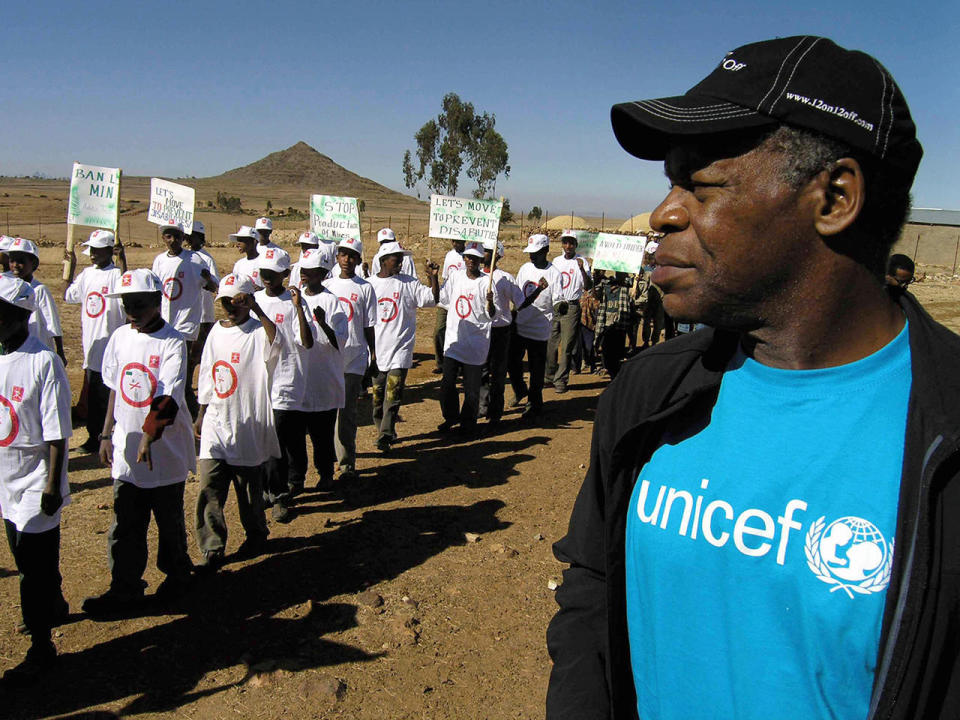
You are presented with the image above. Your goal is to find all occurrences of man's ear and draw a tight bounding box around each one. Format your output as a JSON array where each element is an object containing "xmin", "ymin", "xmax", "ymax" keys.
[{"xmin": 811, "ymin": 157, "xmax": 865, "ymax": 237}]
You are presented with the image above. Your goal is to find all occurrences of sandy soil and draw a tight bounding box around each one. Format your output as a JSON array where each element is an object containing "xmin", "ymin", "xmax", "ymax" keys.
[{"xmin": 1, "ymin": 241, "xmax": 958, "ymax": 720}]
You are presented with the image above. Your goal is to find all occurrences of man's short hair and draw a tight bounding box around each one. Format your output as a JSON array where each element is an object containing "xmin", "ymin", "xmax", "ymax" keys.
[{"xmin": 887, "ymin": 253, "xmax": 915, "ymax": 276}]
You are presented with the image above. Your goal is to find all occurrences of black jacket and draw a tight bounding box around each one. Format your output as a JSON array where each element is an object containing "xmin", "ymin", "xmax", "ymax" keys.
[{"xmin": 546, "ymin": 291, "xmax": 960, "ymax": 720}]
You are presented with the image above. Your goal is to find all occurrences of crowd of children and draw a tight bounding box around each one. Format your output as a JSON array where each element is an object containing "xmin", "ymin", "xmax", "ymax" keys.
[{"xmin": 0, "ymin": 221, "xmax": 656, "ymax": 684}]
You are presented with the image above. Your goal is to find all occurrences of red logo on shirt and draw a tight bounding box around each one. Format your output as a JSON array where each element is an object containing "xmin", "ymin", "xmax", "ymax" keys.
[
  {"xmin": 266, "ymin": 250, "xmax": 275, "ymax": 259},
  {"xmin": 338, "ymin": 297, "xmax": 355, "ymax": 322},
  {"xmin": 119, "ymin": 362, "xmax": 158, "ymax": 408},
  {"xmin": 212, "ymin": 360, "xmax": 239, "ymax": 399},
  {"xmin": 560, "ymin": 270, "xmax": 573, "ymax": 290},
  {"xmin": 11, "ymin": 387, "xmax": 23, "ymax": 402},
  {"xmin": 0, "ymin": 395, "xmax": 20, "ymax": 447},
  {"xmin": 85, "ymin": 291, "xmax": 106, "ymax": 318},
  {"xmin": 231, "ymin": 352, "xmax": 240, "ymax": 364},
  {"xmin": 163, "ymin": 277, "xmax": 183, "ymax": 301},
  {"xmin": 121, "ymin": 274, "xmax": 132, "ymax": 287},
  {"xmin": 275, "ymin": 313, "xmax": 285, "ymax": 324},
  {"xmin": 455, "ymin": 295, "xmax": 473, "ymax": 319},
  {"xmin": 101, "ymin": 285, "xmax": 109, "ymax": 294},
  {"xmin": 148, "ymin": 355, "xmax": 160, "ymax": 368},
  {"xmin": 378, "ymin": 297, "xmax": 399, "ymax": 323}
]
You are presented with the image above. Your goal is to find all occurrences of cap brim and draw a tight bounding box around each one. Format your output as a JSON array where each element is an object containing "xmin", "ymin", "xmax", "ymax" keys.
[{"xmin": 611, "ymin": 95, "xmax": 776, "ymax": 160}]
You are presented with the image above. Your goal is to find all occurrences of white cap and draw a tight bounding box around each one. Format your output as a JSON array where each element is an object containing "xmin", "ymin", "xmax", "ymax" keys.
[
  {"xmin": 216, "ymin": 273, "xmax": 256, "ymax": 299},
  {"xmin": 255, "ymin": 217, "xmax": 273, "ymax": 231},
  {"xmin": 0, "ymin": 274, "xmax": 36, "ymax": 312},
  {"xmin": 81, "ymin": 229, "xmax": 115, "ymax": 256},
  {"xmin": 0, "ymin": 235, "xmax": 14, "ymax": 251},
  {"xmin": 560, "ymin": 229, "xmax": 578, "ymax": 242},
  {"xmin": 523, "ymin": 234, "xmax": 550, "ymax": 253},
  {"xmin": 337, "ymin": 236, "xmax": 363, "ymax": 256},
  {"xmin": 375, "ymin": 241, "xmax": 412, "ymax": 259},
  {"xmin": 298, "ymin": 231, "xmax": 320, "ymax": 246},
  {"xmin": 481, "ymin": 240, "xmax": 504, "ymax": 258},
  {"xmin": 107, "ymin": 269, "xmax": 163, "ymax": 297},
  {"xmin": 191, "ymin": 220, "xmax": 206, "ymax": 235},
  {"xmin": 377, "ymin": 228, "xmax": 396, "ymax": 243},
  {"xmin": 229, "ymin": 225, "xmax": 259, "ymax": 242},
  {"xmin": 161, "ymin": 219, "xmax": 186, "ymax": 235},
  {"xmin": 257, "ymin": 246, "xmax": 291, "ymax": 273},
  {"xmin": 299, "ymin": 247, "xmax": 336, "ymax": 271},
  {"xmin": 646, "ymin": 241, "xmax": 659, "ymax": 253},
  {"xmin": 8, "ymin": 237, "xmax": 39, "ymax": 258},
  {"xmin": 462, "ymin": 242, "xmax": 485, "ymax": 258},
  {"xmin": 495, "ymin": 241, "xmax": 505, "ymax": 259}
]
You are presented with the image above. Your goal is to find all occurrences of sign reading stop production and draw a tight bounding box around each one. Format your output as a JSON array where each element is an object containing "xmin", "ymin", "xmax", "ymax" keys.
[
  {"xmin": 429, "ymin": 194, "xmax": 502, "ymax": 244},
  {"xmin": 147, "ymin": 178, "xmax": 195, "ymax": 234},
  {"xmin": 310, "ymin": 195, "xmax": 361, "ymax": 241}
]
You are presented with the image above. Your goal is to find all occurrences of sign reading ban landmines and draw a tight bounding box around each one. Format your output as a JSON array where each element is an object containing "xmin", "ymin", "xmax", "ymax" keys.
[{"xmin": 68, "ymin": 163, "xmax": 121, "ymax": 230}]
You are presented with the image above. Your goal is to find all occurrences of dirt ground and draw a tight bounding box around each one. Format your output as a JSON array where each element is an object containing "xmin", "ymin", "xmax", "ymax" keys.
[{"xmin": 1, "ymin": 242, "xmax": 958, "ymax": 720}]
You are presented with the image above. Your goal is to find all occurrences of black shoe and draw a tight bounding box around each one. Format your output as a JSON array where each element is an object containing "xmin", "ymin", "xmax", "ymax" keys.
[
  {"xmin": 554, "ymin": 384, "xmax": 568, "ymax": 394},
  {"xmin": 315, "ymin": 475, "xmax": 336, "ymax": 491},
  {"xmin": 82, "ymin": 590, "xmax": 144, "ymax": 619},
  {"xmin": 195, "ymin": 552, "xmax": 224, "ymax": 576},
  {"xmin": 376, "ymin": 437, "xmax": 392, "ymax": 453},
  {"xmin": 2, "ymin": 640, "xmax": 56, "ymax": 685},
  {"xmin": 510, "ymin": 393, "xmax": 527, "ymax": 408},
  {"xmin": 521, "ymin": 405, "xmax": 542, "ymax": 421},
  {"xmin": 431, "ymin": 366, "xmax": 443, "ymax": 375},
  {"xmin": 154, "ymin": 575, "xmax": 193, "ymax": 603},
  {"xmin": 16, "ymin": 597, "xmax": 69, "ymax": 635},
  {"xmin": 271, "ymin": 502, "xmax": 293, "ymax": 524}
]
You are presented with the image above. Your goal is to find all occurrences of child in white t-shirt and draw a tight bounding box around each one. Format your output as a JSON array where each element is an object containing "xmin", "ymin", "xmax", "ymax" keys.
[
  {"xmin": 64, "ymin": 229, "xmax": 127, "ymax": 453},
  {"xmin": 231, "ymin": 225, "xmax": 264, "ymax": 288},
  {"xmin": 186, "ymin": 220, "xmax": 218, "ymax": 363},
  {"xmin": 434, "ymin": 238, "xmax": 466, "ymax": 373},
  {"xmin": 6, "ymin": 237, "xmax": 67, "ymax": 367},
  {"xmin": 194, "ymin": 273, "xmax": 281, "ymax": 570},
  {"xmin": 0, "ymin": 275, "xmax": 72, "ymax": 683},
  {"xmin": 82, "ymin": 269, "xmax": 196, "ymax": 618},
  {"xmin": 366, "ymin": 242, "xmax": 439, "ymax": 451},
  {"xmin": 322, "ymin": 237, "xmax": 377, "ymax": 481}
]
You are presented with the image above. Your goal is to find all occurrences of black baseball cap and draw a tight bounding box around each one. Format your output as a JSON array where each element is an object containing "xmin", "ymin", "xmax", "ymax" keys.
[{"xmin": 611, "ymin": 36, "xmax": 923, "ymax": 179}]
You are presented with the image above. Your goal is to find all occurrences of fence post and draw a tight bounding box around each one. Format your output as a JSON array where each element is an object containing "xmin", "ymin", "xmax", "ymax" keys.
[
  {"xmin": 520, "ymin": 213, "xmax": 524, "ymax": 240},
  {"xmin": 913, "ymin": 232, "xmax": 920, "ymax": 261},
  {"xmin": 953, "ymin": 235, "xmax": 959, "ymax": 276},
  {"xmin": 407, "ymin": 214, "xmax": 411, "ymax": 239},
  {"xmin": 38, "ymin": 214, "xmax": 42, "ymax": 240},
  {"xmin": 601, "ymin": 212, "xmax": 605, "ymax": 232}
]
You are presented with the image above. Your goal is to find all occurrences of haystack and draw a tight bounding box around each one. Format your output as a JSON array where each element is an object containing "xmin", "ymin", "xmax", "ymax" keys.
[
  {"xmin": 617, "ymin": 212, "xmax": 652, "ymax": 234},
  {"xmin": 543, "ymin": 215, "xmax": 589, "ymax": 230}
]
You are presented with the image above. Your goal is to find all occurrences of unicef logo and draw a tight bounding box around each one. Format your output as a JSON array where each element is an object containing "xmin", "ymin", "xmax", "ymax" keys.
[{"xmin": 805, "ymin": 516, "xmax": 894, "ymax": 598}]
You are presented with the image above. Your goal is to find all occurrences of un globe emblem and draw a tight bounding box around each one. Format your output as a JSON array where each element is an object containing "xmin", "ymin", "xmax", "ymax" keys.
[{"xmin": 804, "ymin": 515, "xmax": 894, "ymax": 598}]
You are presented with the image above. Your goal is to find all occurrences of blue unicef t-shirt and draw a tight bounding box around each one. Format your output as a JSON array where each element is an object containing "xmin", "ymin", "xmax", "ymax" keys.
[{"xmin": 625, "ymin": 322, "xmax": 911, "ymax": 720}]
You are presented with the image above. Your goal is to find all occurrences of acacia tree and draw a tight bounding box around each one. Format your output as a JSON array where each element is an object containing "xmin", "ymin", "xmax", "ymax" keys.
[{"xmin": 403, "ymin": 93, "xmax": 510, "ymax": 199}]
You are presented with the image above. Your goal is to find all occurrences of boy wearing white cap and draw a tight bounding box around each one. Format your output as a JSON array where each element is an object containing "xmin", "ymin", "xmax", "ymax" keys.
[
  {"xmin": 231, "ymin": 225, "xmax": 263, "ymax": 287},
  {"xmin": 7, "ymin": 237, "xmax": 67, "ymax": 368},
  {"xmin": 509, "ymin": 234, "xmax": 561, "ymax": 420},
  {"xmin": 546, "ymin": 231, "xmax": 592, "ymax": 393},
  {"xmin": 64, "ymin": 230, "xmax": 127, "ymax": 453},
  {"xmin": 289, "ymin": 231, "xmax": 320, "ymax": 289},
  {"xmin": 437, "ymin": 242, "xmax": 497, "ymax": 435},
  {"xmin": 0, "ymin": 275, "xmax": 72, "ymax": 682},
  {"xmin": 83, "ymin": 269, "xmax": 196, "ymax": 617},
  {"xmin": 193, "ymin": 273, "xmax": 280, "ymax": 570},
  {"xmin": 322, "ymin": 236, "xmax": 377, "ymax": 480},
  {"xmin": 367, "ymin": 242, "xmax": 439, "ymax": 451},
  {"xmin": 254, "ymin": 217, "xmax": 280, "ymax": 252},
  {"xmin": 0, "ymin": 234, "xmax": 14, "ymax": 272},
  {"xmin": 296, "ymin": 248, "xmax": 349, "ymax": 487},
  {"xmin": 186, "ymin": 220, "xmax": 219, "ymax": 357},
  {"xmin": 433, "ymin": 239, "xmax": 466, "ymax": 374},
  {"xmin": 370, "ymin": 228, "xmax": 418, "ymax": 278}
]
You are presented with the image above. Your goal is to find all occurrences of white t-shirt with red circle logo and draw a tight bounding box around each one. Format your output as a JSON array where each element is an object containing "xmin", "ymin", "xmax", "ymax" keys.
[
  {"xmin": 0, "ymin": 337, "xmax": 72, "ymax": 532},
  {"xmin": 233, "ymin": 256, "xmax": 263, "ymax": 288},
  {"xmin": 151, "ymin": 249, "xmax": 210, "ymax": 340},
  {"xmin": 197, "ymin": 317, "xmax": 281, "ymax": 466},
  {"xmin": 194, "ymin": 248, "xmax": 219, "ymax": 323},
  {"xmin": 487, "ymin": 268, "xmax": 525, "ymax": 328},
  {"xmin": 301, "ymin": 289, "xmax": 349, "ymax": 411},
  {"xmin": 322, "ymin": 275, "xmax": 377, "ymax": 375},
  {"xmin": 101, "ymin": 322, "xmax": 196, "ymax": 488},
  {"xmin": 437, "ymin": 249, "xmax": 465, "ymax": 310},
  {"xmin": 515, "ymin": 262, "xmax": 563, "ymax": 341},
  {"xmin": 254, "ymin": 289, "xmax": 314, "ymax": 411},
  {"xmin": 366, "ymin": 273, "xmax": 437, "ymax": 371},
  {"xmin": 439, "ymin": 272, "xmax": 498, "ymax": 366},
  {"xmin": 552, "ymin": 254, "xmax": 591, "ymax": 302},
  {"xmin": 64, "ymin": 263, "xmax": 125, "ymax": 370},
  {"xmin": 27, "ymin": 280, "xmax": 63, "ymax": 352}
]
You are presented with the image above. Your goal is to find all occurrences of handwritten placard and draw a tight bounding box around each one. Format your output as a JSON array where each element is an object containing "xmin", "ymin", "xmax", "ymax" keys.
[
  {"xmin": 310, "ymin": 195, "xmax": 361, "ymax": 240},
  {"xmin": 429, "ymin": 195, "xmax": 502, "ymax": 244},
  {"xmin": 68, "ymin": 163, "xmax": 121, "ymax": 230},
  {"xmin": 590, "ymin": 233, "xmax": 650, "ymax": 273},
  {"xmin": 147, "ymin": 178, "xmax": 195, "ymax": 234}
]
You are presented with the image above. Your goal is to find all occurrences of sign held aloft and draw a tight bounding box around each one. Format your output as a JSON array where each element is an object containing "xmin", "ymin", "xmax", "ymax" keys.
[
  {"xmin": 429, "ymin": 194, "xmax": 502, "ymax": 244},
  {"xmin": 310, "ymin": 195, "xmax": 361, "ymax": 241},
  {"xmin": 68, "ymin": 162, "xmax": 121, "ymax": 230},
  {"xmin": 147, "ymin": 178, "xmax": 195, "ymax": 234},
  {"xmin": 589, "ymin": 232, "xmax": 651, "ymax": 273}
]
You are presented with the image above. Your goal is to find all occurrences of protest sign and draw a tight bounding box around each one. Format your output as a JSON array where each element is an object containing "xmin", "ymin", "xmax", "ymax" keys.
[
  {"xmin": 590, "ymin": 232, "xmax": 650, "ymax": 273},
  {"xmin": 429, "ymin": 195, "xmax": 502, "ymax": 245},
  {"xmin": 310, "ymin": 195, "xmax": 361, "ymax": 242},
  {"xmin": 68, "ymin": 163, "xmax": 121, "ymax": 230},
  {"xmin": 568, "ymin": 230, "xmax": 600, "ymax": 259},
  {"xmin": 147, "ymin": 178, "xmax": 195, "ymax": 234}
]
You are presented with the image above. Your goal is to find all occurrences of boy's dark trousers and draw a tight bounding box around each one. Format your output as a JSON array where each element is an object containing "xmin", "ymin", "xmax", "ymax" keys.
[
  {"xmin": 4, "ymin": 521, "xmax": 65, "ymax": 639},
  {"xmin": 267, "ymin": 409, "xmax": 338, "ymax": 501}
]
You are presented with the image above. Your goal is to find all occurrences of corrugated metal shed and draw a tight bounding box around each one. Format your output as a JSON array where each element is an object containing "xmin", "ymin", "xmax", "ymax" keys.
[{"xmin": 909, "ymin": 208, "xmax": 960, "ymax": 227}]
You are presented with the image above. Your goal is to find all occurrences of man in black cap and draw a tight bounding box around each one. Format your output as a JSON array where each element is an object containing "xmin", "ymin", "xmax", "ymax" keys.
[{"xmin": 547, "ymin": 36, "xmax": 960, "ymax": 720}]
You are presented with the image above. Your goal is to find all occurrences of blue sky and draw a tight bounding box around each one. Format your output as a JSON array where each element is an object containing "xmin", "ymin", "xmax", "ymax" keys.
[{"xmin": 4, "ymin": 0, "xmax": 957, "ymax": 216}]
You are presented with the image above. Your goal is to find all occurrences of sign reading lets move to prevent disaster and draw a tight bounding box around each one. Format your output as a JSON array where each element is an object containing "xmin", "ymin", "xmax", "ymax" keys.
[
  {"xmin": 429, "ymin": 195, "xmax": 502, "ymax": 244},
  {"xmin": 310, "ymin": 195, "xmax": 361, "ymax": 241},
  {"xmin": 68, "ymin": 163, "xmax": 121, "ymax": 230},
  {"xmin": 147, "ymin": 178, "xmax": 195, "ymax": 234},
  {"xmin": 590, "ymin": 233, "xmax": 650, "ymax": 273}
]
